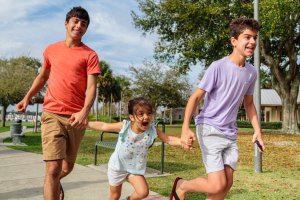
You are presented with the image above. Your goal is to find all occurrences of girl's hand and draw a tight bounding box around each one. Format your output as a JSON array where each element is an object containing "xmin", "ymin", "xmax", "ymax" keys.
[
  {"xmin": 184, "ymin": 138, "xmax": 193, "ymax": 150},
  {"xmin": 181, "ymin": 128, "xmax": 196, "ymax": 150}
]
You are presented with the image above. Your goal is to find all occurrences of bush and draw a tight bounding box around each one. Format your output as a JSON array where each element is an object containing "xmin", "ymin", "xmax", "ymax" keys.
[
  {"xmin": 237, "ymin": 120, "xmax": 282, "ymax": 129},
  {"xmin": 261, "ymin": 121, "xmax": 282, "ymax": 129}
]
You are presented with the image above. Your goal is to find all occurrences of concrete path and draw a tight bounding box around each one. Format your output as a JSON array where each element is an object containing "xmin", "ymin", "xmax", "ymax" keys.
[{"xmin": 0, "ymin": 130, "xmax": 168, "ymax": 200}]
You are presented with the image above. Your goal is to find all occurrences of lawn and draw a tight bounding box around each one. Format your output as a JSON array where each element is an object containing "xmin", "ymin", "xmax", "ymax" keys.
[
  {"xmin": 0, "ymin": 122, "xmax": 36, "ymax": 133},
  {"xmin": 4, "ymin": 126, "xmax": 300, "ymax": 200},
  {"xmin": 0, "ymin": 126, "xmax": 10, "ymax": 132}
]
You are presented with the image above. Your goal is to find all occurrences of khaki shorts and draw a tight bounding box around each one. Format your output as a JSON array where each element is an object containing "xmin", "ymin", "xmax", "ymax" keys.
[{"xmin": 41, "ymin": 111, "xmax": 85, "ymax": 163}]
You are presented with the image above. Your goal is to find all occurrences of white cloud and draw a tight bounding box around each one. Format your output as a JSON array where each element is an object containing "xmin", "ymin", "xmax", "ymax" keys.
[
  {"xmin": 0, "ymin": 0, "xmax": 156, "ymax": 76},
  {"xmin": 80, "ymin": 1, "xmax": 157, "ymax": 74},
  {"xmin": 1, "ymin": 0, "xmax": 202, "ymax": 84}
]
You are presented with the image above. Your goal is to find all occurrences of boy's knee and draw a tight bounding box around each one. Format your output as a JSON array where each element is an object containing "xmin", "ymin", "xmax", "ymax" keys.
[
  {"xmin": 211, "ymin": 181, "xmax": 227, "ymax": 194},
  {"xmin": 61, "ymin": 166, "xmax": 73, "ymax": 176},
  {"xmin": 46, "ymin": 167, "xmax": 61, "ymax": 179},
  {"xmin": 136, "ymin": 189, "xmax": 149, "ymax": 199},
  {"xmin": 110, "ymin": 193, "xmax": 121, "ymax": 200}
]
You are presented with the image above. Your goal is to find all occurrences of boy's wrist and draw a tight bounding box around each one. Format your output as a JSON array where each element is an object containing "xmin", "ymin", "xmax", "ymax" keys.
[
  {"xmin": 23, "ymin": 96, "xmax": 31, "ymax": 104},
  {"xmin": 182, "ymin": 122, "xmax": 190, "ymax": 129}
]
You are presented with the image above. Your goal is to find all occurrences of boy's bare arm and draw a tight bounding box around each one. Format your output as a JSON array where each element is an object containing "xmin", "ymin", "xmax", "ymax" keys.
[
  {"xmin": 181, "ymin": 88, "xmax": 205, "ymax": 149},
  {"xmin": 244, "ymin": 95, "xmax": 265, "ymax": 151},
  {"xmin": 70, "ymin": 74, "xmax": 97, "ymax": 129},
  {"xmin": 16, "ymin": 67, "xmax": 50, "ymax": 112}
]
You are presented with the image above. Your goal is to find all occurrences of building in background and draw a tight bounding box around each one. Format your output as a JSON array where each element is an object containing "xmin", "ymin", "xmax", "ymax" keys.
[{"xmin": 163, "ymin": 89, "xmax": 300, "ymax": 123}]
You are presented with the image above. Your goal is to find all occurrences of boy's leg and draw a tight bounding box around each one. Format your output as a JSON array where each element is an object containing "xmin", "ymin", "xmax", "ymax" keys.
[
  {"xmin": 58, "ymin": 160, "xmax": 75, "ymax": 199},
  {"xmin": 206, "ymin": 165, "xmax": 234, "ymax": 200},
  {"xmin": 41, "ymin": 111, "xmax": 67, "ymax": 200},
  {"xmin": 176, "ymin": 124, "xmax": 236, "ymax": 199},
  {"xmin": 174, "ymin": 170, "xmax": 227, "ymax": 200},
  {"xmin": 44, "ymin": 159, "xmax": 63, "ymax": 200},
  {"xmin": 60, "ymin": 160, "xmax": 75, "ymax": 178},
  {"xmin": 128, "ymin": 175, "xmax": 149, "ymax": 200},
  {"xmin": 109, "ymin": 184, "xmax": 123, "ymax": 200}
]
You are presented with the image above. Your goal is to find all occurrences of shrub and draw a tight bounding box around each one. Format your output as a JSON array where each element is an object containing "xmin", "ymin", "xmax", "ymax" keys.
[{"xmin": 237, "ymin": 120, "xmax": 282, "ymax": 129}]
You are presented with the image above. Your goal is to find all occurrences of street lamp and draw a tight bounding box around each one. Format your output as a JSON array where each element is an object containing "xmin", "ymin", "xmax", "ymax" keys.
[
  {"xmin": 31, "ymin": 95, "xmax": 40, "ymax": 133},
  {"xmin": 96, "ymin": 83, "xmax": 99, "ymax": 121},
  {"xmin": 254, "ymin": 0, "xmax": 262, "ymax": 173}
]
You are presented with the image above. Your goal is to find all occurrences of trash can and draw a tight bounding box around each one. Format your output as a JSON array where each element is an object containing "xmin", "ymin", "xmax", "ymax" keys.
[{"xmin": 10, "ymin": 121, "xmax": 23, "ymax": 144}]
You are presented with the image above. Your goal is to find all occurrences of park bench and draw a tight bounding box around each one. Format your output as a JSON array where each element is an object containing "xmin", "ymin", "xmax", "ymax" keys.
[{"xmin": 94, "ymin": 121, "xmax": 166, "ymax": 174}]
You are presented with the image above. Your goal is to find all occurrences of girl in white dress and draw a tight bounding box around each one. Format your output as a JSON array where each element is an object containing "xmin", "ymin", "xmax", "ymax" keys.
[{"xmin": 88, "ymin": 97, "xmax": 192, "ymax": 200}]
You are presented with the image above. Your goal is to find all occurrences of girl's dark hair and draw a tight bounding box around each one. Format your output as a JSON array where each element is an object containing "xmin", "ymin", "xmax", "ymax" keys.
[
  {"xmin": 230, "ymin": 17, "xmax": 260, "ymax": 39},
  {"xmin": 66, "ymin": 6, "xmax": 90, "ymax": 27},
  {"xmin": 128, "ymin": 97, "xmax": 153, "ymax": 115}
]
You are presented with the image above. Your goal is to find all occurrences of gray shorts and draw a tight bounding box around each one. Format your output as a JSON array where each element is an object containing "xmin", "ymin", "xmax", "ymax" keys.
[
  {"xmin": 107, "ymin": 167, "xmax": 138, "ymax": 187},
  {"xmin": 107, "ymin": 167, "xmax": 129, "ymax": 186},
  {"xmin": 196, "ymin": 124, "xmax": 239, "ymax": 173}
]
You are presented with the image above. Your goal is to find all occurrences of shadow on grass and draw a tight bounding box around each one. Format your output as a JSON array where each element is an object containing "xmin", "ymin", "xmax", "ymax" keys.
[
  {"xmin": 147, "ymin": 161, "xmax": 198, "ymax": 173},
  {"xmin": 226, "ymin": 188, "xmax": 249, "ymax": 198},
  {"xmin": 186, "ymin": 192, "xmax": 206, "ymax": 200}
]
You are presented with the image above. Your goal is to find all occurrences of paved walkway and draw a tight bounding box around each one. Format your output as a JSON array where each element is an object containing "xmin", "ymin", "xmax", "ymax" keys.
[{"xmin": 0, "ymin": 130, "xmax": 168, "ymax": 200}]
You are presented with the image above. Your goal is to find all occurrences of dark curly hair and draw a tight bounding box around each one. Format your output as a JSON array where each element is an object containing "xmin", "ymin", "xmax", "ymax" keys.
[{"xmin": 230, "ymin": 17, "xmax": 260, "ymax": 39}]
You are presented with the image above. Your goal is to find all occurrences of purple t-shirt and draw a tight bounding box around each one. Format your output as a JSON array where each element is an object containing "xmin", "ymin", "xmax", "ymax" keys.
[{"xmin": 195, "ymin": 56, "xmax": 257, "ymax": 140}]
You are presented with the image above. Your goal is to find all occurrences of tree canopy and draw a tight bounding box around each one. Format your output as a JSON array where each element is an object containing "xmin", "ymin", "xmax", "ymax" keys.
[
  {"xmin": 132, "ymin": 0, "xmax": 253, "ymax": 72},
  {"xmin": 97, "ymin": 60, "xmax": 121, "ymax": 103},
  {"xmin": 115, "ymin": 75, "xmax": 132, "ymax": 116},
  {"xmin": 130, "ymin": 60, "xmax": 191, "ymax": 113},
  {"xmin": 133, "ymin": 0, "xmax": 300, "ymax": 133},
  {"xmin": 0, "ymin": 56, "xmax": 40, "ymax": 126}
]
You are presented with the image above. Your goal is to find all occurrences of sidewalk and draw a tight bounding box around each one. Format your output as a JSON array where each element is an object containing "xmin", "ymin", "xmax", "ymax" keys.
[{"xmin": 0, "ymin": 130, "xmax": 168, "ymax": 200}]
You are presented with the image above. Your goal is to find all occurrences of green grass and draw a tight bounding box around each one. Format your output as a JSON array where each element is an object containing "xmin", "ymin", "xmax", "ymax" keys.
[
  {"xmin": 4, "ymin": 126, "xmax": 300, "ymax": 199},
  {"xmin": 0, "ymin": 121, "xmax": 37, "ymax": 135},
  {"xmin": 3, "ymin": 132, "xmax": 42, "ymax": 153},
  {"xmin": 0, "ymin": 121, "xmax": 35, "ymax": 131},
  {"xmin": 0, "ymin": 126, "xmax": 10, "ymax": 132}
]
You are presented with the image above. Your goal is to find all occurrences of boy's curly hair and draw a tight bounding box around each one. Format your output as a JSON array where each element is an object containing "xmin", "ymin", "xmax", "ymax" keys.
[{"xmin": 230, "ymin": 17, "xmax": 260, "ymax": 39}]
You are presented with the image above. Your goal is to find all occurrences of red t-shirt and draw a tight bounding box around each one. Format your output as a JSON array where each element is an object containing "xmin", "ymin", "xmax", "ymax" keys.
[{"xmin": 42, "ymin": 41, "xmax": 101, "ymax": 115}]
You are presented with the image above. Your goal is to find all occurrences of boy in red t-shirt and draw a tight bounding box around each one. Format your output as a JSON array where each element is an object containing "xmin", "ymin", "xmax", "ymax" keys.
[{"xmin": 16, "ymin": 6, "xmax": 100, "ymax": 200}]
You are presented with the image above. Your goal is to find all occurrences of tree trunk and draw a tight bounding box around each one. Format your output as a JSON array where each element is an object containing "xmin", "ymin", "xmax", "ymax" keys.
[
  {"xmin": 34, "ymin": 103, "xmax": 39, "ymax": 133},
  {"xmin": 170, "ymin": 108, "xmax": 173, "ymax": 125},
  {"xmin": 119, "ymin": 101, "xmax": 122, "ymax": 122},
  {"xmin": 1, "ymin": 105, "xmax": 7, "ymax": 127},
  {"xmin": 119, "ymin": 92, "xmax": 122, "ymax": 122},
  {"xmin": 281, "ymin": 90, "xmax": 299, "ymax": 134},
  {"xmin": 261, "ymin": 38, "xmax": 300, "ymax": 134},
  {"xmin": 109, "ymin": 94, "xmax": 112, "ymax": 122},
  {"xmin": 102, "ymin": 100, "xmax": 105, "ymax": 115}
]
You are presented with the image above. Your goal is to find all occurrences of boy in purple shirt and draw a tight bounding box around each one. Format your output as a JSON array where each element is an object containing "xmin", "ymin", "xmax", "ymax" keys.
[{"xmin": 170, "ymin": 17, "xmax": 266, "ymax": 200}]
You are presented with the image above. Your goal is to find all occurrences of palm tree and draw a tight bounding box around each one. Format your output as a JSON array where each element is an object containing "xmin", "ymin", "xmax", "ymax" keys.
[{"xmin": 97, "ymin": 61, "xmax": 121, "ymax": 121}]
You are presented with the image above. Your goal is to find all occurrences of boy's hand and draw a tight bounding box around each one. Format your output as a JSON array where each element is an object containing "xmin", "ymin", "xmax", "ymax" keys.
[
  {"xmin": 181, "ymin": 128, "xmax": 196, "ymax": 150},
  {"xmin": 252, "ymin": 132, "xmax": 265, "ymax": 152},
  {"xmin": 16, "ymin": 99, "xmax": 29, "ymax": 113},
  {"xmin": 69, "ymin": 110, "xmax": 89, "ymax": 130}
]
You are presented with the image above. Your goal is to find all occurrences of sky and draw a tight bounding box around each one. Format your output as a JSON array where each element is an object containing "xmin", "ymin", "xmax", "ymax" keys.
[{"xmin": 1, "ymin": 0, "xmax": 201, "ymax": 112}]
